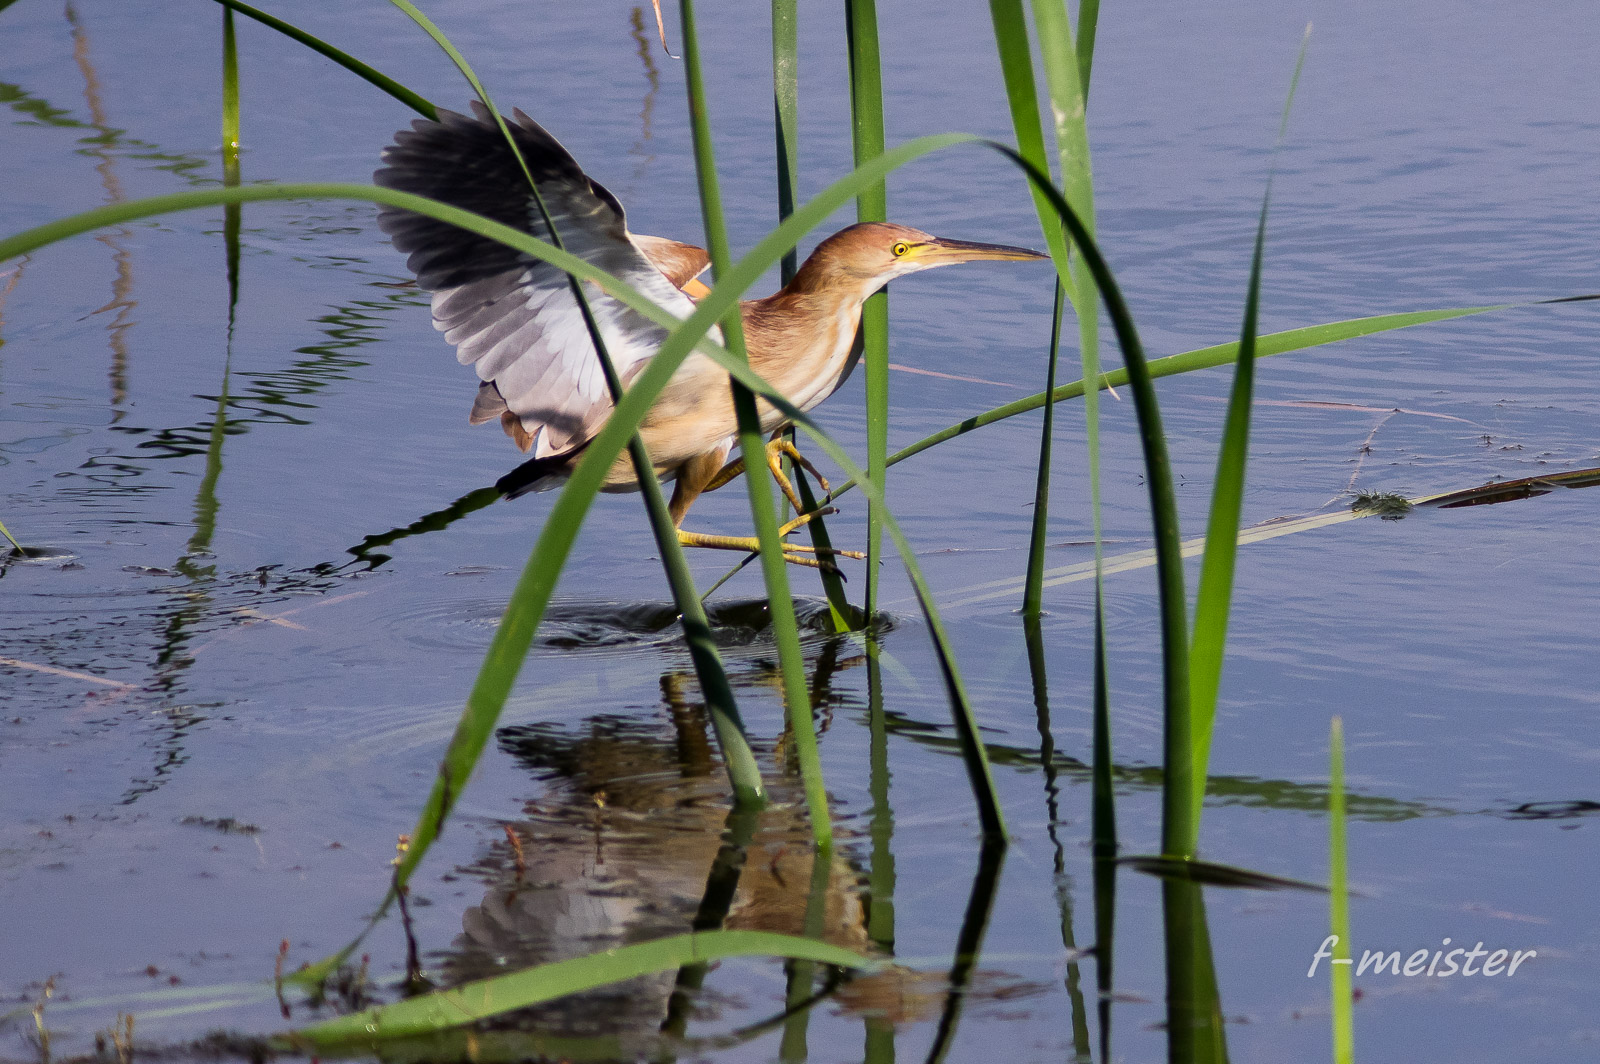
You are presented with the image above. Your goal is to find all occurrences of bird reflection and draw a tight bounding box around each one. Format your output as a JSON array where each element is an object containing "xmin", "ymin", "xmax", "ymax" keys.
[{"xmin": 431, "ymin": 644, "xmax": 870, "ymax": 1044}]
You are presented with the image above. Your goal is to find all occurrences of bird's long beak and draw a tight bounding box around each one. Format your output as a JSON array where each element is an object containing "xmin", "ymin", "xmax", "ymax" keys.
[{"xmin": 917, "ymin": 236, "xmax": 1048, "ymax": 265}]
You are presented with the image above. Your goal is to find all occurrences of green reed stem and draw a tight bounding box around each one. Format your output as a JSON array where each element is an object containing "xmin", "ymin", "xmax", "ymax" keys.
[
  {"xmin": 772, "ymin": 0, "xmax": 850, "ymax": 626},
  {"xmin": 845, "ymin": 0, "xmax": 889, "ymax": 616},
  {"xmin": 1330, "ymin": 716, "xmax": 1354, "ymax": 1063},
  {"xmin": 772, "ymin": 0, "xmax": 799, "ymax": 284},
  {"xmin": 678, "ymin": 0, "xmax": 828, "ymax": 845},
  {"xmin": 1023, "ymin": 283, "xmax": 1064, "ymax": 618}
]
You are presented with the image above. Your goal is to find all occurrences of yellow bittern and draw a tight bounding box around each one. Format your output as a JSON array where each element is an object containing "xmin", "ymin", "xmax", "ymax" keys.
[{"xmin": 376, "ymin": 104, "xmax": 1044, "ymax": 563}]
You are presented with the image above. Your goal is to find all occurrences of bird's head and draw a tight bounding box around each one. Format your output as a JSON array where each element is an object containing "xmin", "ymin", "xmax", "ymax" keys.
[{"xmin": 800, "ymin": 221, "xmax": 1046, "ymax": 296}]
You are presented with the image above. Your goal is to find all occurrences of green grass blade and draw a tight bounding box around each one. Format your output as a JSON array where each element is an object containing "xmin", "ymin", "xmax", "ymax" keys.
[
  {"xmin": 1018, "ymin": 2, "xmax": 1112, "ymax": 784},
  {"xmin": 1330, "ymin": 716, "xmax": 1354, "ymax": 1063},
  {"xmin": 1187, "ymin": 35, "xmax": 1309, "ymax": 850},
  {"xmin": 282, "ymin": 931, "xmax": 873, "ymax": 1049},
  {"xmin": 795, "ymin": 467, "xmax": 861, "ymax": 628},
  {"xmin": 1075, "ymin": 0, "xmax": 1100, "ymax": 97},
  {"xmin": 207, "ymin": 0, "xmax": 437, "ymax": 119},
  {"xmin": 1023, "ymin": 281, "xmax": 1066, "ymax": 618},
  {"xmin": 1091, "ymin": 583, "xmax": 1117, "ymax": 852},
  {"xmin": 1092, "ymin": 849, "xmax": 1117, "ymax": 1062},
  {"xmin": 678, "ymin": 0, "xmax": 828, "ymax": 847},
  {"xmin": 981, "ymin": 150, "xmax": 1194, "ymax": 862},
  {"xmin": 221, "ymin": 3, "xmax": 241, "ymax": 306},
  {"xmin": 845, "ymin": 0, "xmax": 889, "ymax": 615},
  {"xmin": 987, "ymin": 0, "xmax": 1070, "ymax": 264},
  {"xmin": 221, "ymin": 6, "xmax": 239, "ymax": 184}
]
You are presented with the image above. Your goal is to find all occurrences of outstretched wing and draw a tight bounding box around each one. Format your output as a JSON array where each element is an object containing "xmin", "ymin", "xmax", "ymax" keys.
[{"xmin": 375, "ymin": 102, "xmax": 703, "ymax": 458}]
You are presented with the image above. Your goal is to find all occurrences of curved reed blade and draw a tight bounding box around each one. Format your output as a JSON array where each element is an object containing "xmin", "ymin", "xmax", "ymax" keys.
[
  {"xmin": 1075, "ymin": 0, "xmax": 1100, "ymax": 95},
  {"xmin": 973, "ymin": 147, "xmax": 1195, "ymax": 858},
  {"xmin": 1024, "ymin": 6, "xmax": 1113, "ymax": 787},
  {"xmin": 1024, "ymin": 281, "xmax": 1066, "ymax": 618},
  {"xmin": 207, "ymin": 0, "xmax": 437, "ymax": 119},
  {"xmin": 281, "ymin": 931, "xmax": 873, "ymax": 1049},
  {"xmin": 772, "ymin": 0, "xmax": 799, "ymax": 284}
]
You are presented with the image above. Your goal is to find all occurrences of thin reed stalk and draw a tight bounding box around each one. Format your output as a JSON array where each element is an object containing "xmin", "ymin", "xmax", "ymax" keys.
[
  {"xmin": 844, "ymin": 0, "xmax": 889, "ymax": 616},
  {"xmin": 676, "ymin": 0, "xmax": 828, "ymax": 846},
  {"xmin": 1330, "ymin": 716, "xmax": 1354, "ymax": 1063}
]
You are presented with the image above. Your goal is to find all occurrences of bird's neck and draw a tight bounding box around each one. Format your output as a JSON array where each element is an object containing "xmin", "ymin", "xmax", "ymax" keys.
[
  {"xmin": 739, "ymin": 277, "xmax": 873, "ymax": 413},
  {"xmin": 781, "ymin": 249, "xmax": 882, "ymax": 303}
]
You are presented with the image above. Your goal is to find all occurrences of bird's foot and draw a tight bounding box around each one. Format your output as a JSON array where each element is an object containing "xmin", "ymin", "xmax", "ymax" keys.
[
  {"xmin": 704, "ymin": 437, "xmax": 833, "ymax": 514},
  {"xmin": 766, "ymin": 437, "xmax": 831, "ymax": 505}
]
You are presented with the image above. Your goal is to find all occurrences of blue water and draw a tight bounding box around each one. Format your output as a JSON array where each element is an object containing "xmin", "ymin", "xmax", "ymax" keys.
[{"xmin": 3, "ymin": 1, "xmax": 1598, "ymax": 1061}]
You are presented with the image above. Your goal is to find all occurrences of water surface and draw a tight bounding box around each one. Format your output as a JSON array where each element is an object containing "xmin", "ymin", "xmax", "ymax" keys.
[{"xmin": 3, "ymin": 1, "xmax": 1597, "ymax": 1061}]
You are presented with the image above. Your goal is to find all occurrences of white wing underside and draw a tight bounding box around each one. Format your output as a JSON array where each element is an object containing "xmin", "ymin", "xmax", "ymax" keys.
[{"xmin": 376, "ymin": 104, "xmax": 711, "ymax": 460}]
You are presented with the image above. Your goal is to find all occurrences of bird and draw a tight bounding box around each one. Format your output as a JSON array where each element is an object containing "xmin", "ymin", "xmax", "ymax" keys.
[{"xmin": 375, "ymin": 103, "xmax": 1045, "ymax": 565}]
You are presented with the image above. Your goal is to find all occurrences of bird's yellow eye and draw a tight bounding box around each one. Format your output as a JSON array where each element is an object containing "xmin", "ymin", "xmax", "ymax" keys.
[{"xmin": 891, "ymin": 241, "xmax": 911, "ymax": 257}]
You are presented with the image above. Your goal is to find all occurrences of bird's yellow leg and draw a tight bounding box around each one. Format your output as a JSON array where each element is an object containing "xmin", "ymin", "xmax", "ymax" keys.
[{"xmin": 675, "ymin": 527, "xmax": 864, "ymax": 561}]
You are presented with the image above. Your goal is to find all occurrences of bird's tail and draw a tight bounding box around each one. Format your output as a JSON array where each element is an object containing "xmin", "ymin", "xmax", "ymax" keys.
[{"xmin": 496, "ymin": 447, "xmax": 583, "ymax": 499}]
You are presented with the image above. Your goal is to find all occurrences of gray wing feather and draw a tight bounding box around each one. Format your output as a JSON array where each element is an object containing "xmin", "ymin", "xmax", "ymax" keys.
[{"xmin": 375, "ymin": 103, "xmax": 701, "ymax": 458}]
